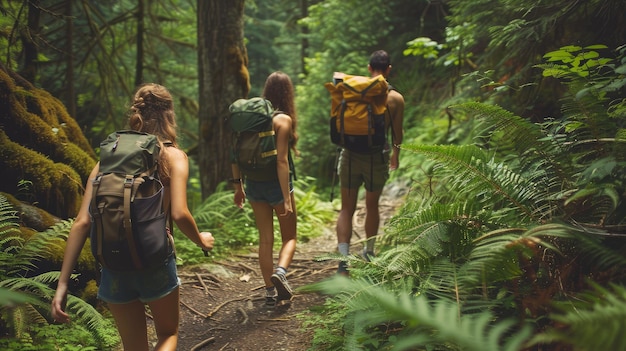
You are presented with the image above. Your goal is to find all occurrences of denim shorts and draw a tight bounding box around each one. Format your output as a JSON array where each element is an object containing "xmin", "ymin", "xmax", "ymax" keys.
[
  {"xmin": 97, "ymin": 254, "xmax": 180, "ymax": 304},
  {"xmin": 245, "ymin": 179, "xmax": 293, "ymax": 206},
  {"xmin": 338, "ymin": 149, "xmax": 389, "ymax": 192}
]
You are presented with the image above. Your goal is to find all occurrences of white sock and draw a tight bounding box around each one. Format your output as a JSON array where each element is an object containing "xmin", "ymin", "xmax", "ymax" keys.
[{"xmin": 338, "ymin": 242, "xmax": 350, "ymax": 256}]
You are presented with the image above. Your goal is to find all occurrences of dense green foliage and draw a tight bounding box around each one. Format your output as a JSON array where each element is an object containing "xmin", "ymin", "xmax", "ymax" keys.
[
  {"xmin": 1, "ymin": 0, "xmax": 625, "ymax": 349},
  {"xmin": 303, "ymin": 44, "xmax": 626, "ymax": 350},
  {"xmin": 298, "ymin": 0, "xmax": 626, "ymax": 346},
  {"xmin": 0, "ymin": 195, "xmax": 119, "ymax": 350}
]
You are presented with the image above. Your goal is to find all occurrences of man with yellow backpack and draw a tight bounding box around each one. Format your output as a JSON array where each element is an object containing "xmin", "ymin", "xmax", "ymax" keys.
[{"xmin": 326, "ymin": 50, "xmax": 405, "ymax": 275}]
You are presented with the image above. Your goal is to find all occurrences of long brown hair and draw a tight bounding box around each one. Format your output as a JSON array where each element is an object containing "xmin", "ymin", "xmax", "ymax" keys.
[
  {"xmin": 128, "ymin": 83, "xmax": 178, "ymax": 179},
  {"xmin": 262, "ymin": 71, "xmax": 298, "ymax": 153}
]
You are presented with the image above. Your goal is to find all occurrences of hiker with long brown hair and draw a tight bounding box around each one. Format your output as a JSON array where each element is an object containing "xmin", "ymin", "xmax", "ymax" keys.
[
  {"xmin": 51, "ymin": 83, "xmax": 215, "ymax": 351},
  {"xmin": 231, "ymin": 71, "xmax": 299, "ymax": 307}
]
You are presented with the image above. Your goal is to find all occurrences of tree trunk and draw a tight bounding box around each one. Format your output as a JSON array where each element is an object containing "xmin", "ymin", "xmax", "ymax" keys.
[
  {"xmin": 20, "ymin": 0, "xmax": 41, "ymax": 83},
  {"xmin": 63, "ymin": 0, "xmax": 76, "ymax": 117},
  {"xmin": 300, "ymin": 0, "xmax": 309, "ymax": 74},
  {"xmin": 135, "ymin": 0, "xmax": 145, "ymax": 87},
  {"xmin": 197, "ymin": 0, "xmax": 249, "ymax": 198}
]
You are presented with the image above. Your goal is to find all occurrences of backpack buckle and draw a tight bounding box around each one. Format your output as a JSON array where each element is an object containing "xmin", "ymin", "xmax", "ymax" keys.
[{"xmin": 124, "ymin": 175, "xmax": 134, "ymax": 188}]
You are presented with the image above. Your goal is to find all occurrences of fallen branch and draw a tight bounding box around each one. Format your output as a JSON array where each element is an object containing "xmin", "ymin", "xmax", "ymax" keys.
[
  {"xmin": 181, "ymin": 300, "xmax": 206, "ymax": 318},
  {"xmin": 238, "ymin": 262, "xmax": 257, "ymax": 273},
  {"xmin": 195, "ymin": 272, "xmax": 210, "ymax": 296},
  {"xmin": 206, "ymin": 296, "xmax": 249, "ymax": 319},
  {"xmin": 178, "ymin": 272, "xmax": 222, "ymax": 284},
  {"xmin": 257, "ymin": 317, "xmax": 290, "ymax": 322},
  {"xmin": 190, "ymin": 337, "xmax": 215, "ymax": 351}
]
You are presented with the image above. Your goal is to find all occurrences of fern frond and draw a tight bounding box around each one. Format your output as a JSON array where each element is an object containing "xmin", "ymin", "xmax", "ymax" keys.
[
  {"xmin": 307, "ymin": 277, "xmax": 533, "ymax": 351},
  {"xmin": 13, "ymin": 221, "xmax": 71, "ymax": 272},
  {"xmin": 386, "ymin": 200, "xmax": 484, "ymax": 240},
  {"xmin": 402, "ymin": 144, "xmax": 549, "ymax": 222},
  {"xmin": 0, "ymin": 287, "xmax": 35, "ymax": 307},
  {"xmin": 0, "ymin": 195, "xmax": 29, "ymax": 276},
  {"xmin": 454, "ymin": 101, "xmax": 548, "ymax": 154},
  {"xmin": 28, "ymin": 271, "xmax": 62, "ymax": 285},
  {"xmin": 534, "ymin": 283, "xmax": 626, "ymax": 351},
  {"xmin": 64, "ymin": 294, "xmax": 112, "ymax": 332},
  {"xmin": 543, "ymin": 223, "xmax": 626, "ymax": 271},
  {"xmin": 462, "ymin": 227, "xmax": 528, "ymax": 284},
  {"xmin": 453, "ymin": 102, "xmax": 575, "ymax": 202}
]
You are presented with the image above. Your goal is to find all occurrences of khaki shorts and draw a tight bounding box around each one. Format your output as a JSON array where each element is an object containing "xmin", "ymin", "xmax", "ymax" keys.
[{"xmin": 338, "ymin": 149, "xmax": 389, "ymax": 192}]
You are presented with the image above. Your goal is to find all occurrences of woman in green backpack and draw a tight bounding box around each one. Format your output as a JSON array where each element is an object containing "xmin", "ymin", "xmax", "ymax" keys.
[{"xmin": 231, "ymin": 71, "xmax": 299, "ymax": 307}]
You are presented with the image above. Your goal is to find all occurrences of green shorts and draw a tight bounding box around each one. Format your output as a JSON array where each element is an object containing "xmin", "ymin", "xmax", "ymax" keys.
[{"xmin": 338, "ymin": 149, "xmax": 389, "ymax": 192}]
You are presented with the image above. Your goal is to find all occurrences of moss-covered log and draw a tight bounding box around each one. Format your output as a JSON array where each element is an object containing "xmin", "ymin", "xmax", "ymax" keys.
[
  {"xmin": 1, "ymin": 192, "xmax": 61, "ymax": 231},
  {"xmin": 0, "ymin": 63, "xmax": 96, "ymax": 218}
]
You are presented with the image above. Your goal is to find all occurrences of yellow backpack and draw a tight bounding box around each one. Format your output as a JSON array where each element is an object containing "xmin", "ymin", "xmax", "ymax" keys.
[{"xmin": 325, "ymin": 74, "xmax": 388, "ymax": 153}]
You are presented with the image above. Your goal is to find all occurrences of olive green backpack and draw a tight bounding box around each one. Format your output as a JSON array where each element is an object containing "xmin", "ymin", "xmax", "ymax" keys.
[
  {"xmin": 89, "ymin": 130, "xmax": 174, "ymax": 271},
  {"xmin": 228, "ymin": 97, "xmax": 295, "ymax": 181}
]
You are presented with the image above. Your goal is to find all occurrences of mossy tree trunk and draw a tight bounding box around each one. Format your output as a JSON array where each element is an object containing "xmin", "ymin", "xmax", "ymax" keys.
[
  {"xmin": 0, "ymin": 63, "xmax": 97, "ymax": 218},
  {"xmin": 197, "ymin": 0, "xmax": 249, "ymax": 198}
]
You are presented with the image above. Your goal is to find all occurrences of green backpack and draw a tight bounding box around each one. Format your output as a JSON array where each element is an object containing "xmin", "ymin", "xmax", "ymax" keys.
[
  {"xmin": 228, "ymin": 97, "xmax": 280, "ymax": 181},
  {"xmin": 89, "ymin": 130, "xmax": 174, "ymax": 271}
]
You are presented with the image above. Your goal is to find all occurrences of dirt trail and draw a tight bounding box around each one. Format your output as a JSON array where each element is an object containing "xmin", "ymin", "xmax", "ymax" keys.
[{"xmin": 148, "ymin": 181, "xmax": 407, "ymax": 351}]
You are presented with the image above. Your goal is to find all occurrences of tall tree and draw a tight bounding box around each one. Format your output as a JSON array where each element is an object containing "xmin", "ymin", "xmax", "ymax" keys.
[
  {"xmin": 63, "ymin": 0, "xmax": 76, "ymax": 118},
  {"xmin": 20, "ymin": 0, "xmax": 41, "ymax": 83},
  {"xmin": 135, "ymin": 0, "xmax": 145, "ymax": 87},
  {"xmin": 197, "ymin": 0, "xmax": 249, "ymax": 197}
]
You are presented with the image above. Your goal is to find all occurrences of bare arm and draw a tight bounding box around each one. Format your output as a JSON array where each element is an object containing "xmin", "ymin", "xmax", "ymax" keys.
[
  {"xmin": 273, "ymin": 113, "xmax": 293, "ymax": 216},
  {"xmin": 51, "ymin": 164, "xmax": 99, "ymax": 323},
  {"xmin": 165, "ymin": 147, "xmax": 214, "ymax": 250},
  {"xmin": 231, "ymin": 163, "xmax": 245, "ymax": 209},
  {"xmin": 388, "ymin": 90, "xmax": 405, "ymax": 170}
]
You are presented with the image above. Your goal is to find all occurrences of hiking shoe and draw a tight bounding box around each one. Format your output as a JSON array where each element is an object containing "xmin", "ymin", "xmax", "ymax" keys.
[
  {"xmin": 265, "ymin": 290, "xmax": 277, "ymax": 308},
  {"xmin": 270, "ymin": 273, "xmax": 293, "ymax": 301},
  {"xmin": 362, "ymin": 251, "xmax": 375, "ymax": 262},
  {"xmin": 337, "ymin": 261, "xmax": 349, "ymax": 276}
]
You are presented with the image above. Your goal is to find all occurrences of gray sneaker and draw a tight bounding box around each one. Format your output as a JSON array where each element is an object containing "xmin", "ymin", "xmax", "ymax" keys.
[
  {"xmin": 265, "ymin": 290, "xmax": 277, "ymax": 307},
  {"xmin": 270, "ymin": 273, "xmax": 293, "ymax": 301}
]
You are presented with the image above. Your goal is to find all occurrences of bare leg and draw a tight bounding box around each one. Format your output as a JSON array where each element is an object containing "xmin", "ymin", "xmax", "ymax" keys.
[
  {"xmin": 107, "ymin": 300, "xmax": 149, "ymax": 351},
  {"xmin": 250, "ymin": 200, "xmax": 276, "ymax": 287},
  {"xmin": 148, "ymin": 287, "xmax": 180, "ymax": 351},
  {"xmin": 336, "ymin": 187, "xmax": 359, "ymax": 245},
  {"xmin": 364, "ymin": 189, "xmax": 383, "ymax": 254},
  {"xmin": 274, "ymin": 192, "xmax": 297, "ymax": 270}
]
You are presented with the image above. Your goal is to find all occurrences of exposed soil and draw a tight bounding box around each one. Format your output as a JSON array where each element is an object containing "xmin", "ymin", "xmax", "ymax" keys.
[{"xmin": 147, "ymin": 181, "xmax": 407, "ymax": 351}]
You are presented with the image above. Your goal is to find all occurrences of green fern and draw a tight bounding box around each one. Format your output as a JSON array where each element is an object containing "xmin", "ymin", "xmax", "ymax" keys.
[
  {"xmin": 0, "ymin": 194, "xmax": 117, "ymax": 349},
  {"xmin": 534, "ymin": 283, "xmax": 626, "ymax": 351},
  {"xmin": 307, "ymin": 276, "xmax": 533, "ymax": 351},
  {"xmin": 401, "ymin": 144, "xmax": 551, "ymax": 223}
]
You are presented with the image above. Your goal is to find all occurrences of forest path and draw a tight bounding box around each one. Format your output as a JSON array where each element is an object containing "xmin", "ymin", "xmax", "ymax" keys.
[{"xmin": 149, "ymin": 180, "xmax": 408, "ymax": 351}]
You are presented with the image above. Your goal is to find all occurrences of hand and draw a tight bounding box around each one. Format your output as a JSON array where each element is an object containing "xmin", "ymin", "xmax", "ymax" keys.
[
  {"xmin": 389, "ymin": 154, "xmax": 399, "ymax": 171},
  {"xmin": 51, "ymin": 287, "xmax": 70, "ymax": 324},
  {"xmin": 199, "ymin": 231, "xmax": 214, "ymax": 252},
  {"xmin": 279, "ymin": 202, "xmax": 294, "ymax": 217},
  {"xmin": 234, "ymin": 188, "xmax": 246, "ymax": 209}
]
